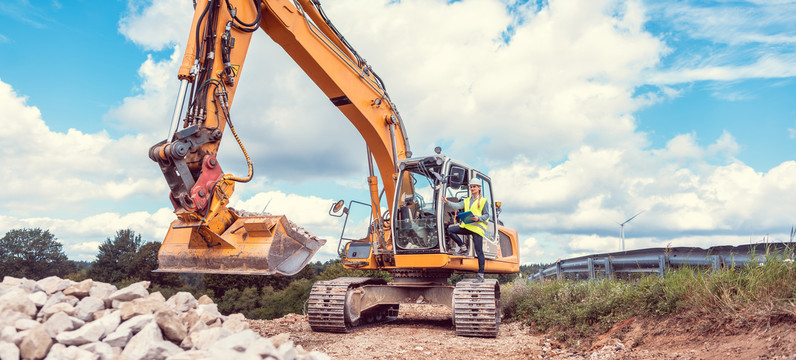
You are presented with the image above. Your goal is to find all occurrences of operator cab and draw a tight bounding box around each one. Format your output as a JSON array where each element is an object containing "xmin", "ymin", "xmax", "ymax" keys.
[{"xmin": 392, "ymin": 154, "xmax": 500, "ymax": 256}]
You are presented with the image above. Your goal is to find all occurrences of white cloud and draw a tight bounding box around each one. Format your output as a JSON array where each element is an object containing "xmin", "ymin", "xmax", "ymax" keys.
[
  {"xmin": 492, "ymin": 134, "xmax": 796, "ymax": 262},
  {"xmin": 5, "ymin": 0, "xmax": 796, "ymax": 268},
  {"xmin": 118, "ymin": 0, "xmax": 193, "ymax": 51},
  {"xmin": 0, "ymin": 208, "xmax": 174, "ymax": 261},
  {"xmin": 0, "ymin": 78, "xmax": 165, "ymax": 217},
  {"xmin": 646, "ymin": 0, "xmax": 796, "ymax": 84}
]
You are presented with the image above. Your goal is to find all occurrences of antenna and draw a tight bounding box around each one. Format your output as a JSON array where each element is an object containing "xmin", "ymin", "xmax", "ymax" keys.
[{"xmin": 618, "ymin": 210, "xmax": 644, "ymax": 251}]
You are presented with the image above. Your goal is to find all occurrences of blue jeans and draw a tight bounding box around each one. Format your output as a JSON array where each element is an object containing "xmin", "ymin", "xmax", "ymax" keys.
[{"xmin": 446, "ymin": 225, "xmax": 485, "ymax": 274}]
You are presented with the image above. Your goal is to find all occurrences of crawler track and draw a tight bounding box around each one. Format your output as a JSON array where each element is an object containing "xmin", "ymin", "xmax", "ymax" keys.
[
  {"xmin": 452, "ymin": 279, "xmax": 500, "ymax": 337},
  {"xmin": 307, "ymin": 277, "xmax": 397, "ymax": 333}
]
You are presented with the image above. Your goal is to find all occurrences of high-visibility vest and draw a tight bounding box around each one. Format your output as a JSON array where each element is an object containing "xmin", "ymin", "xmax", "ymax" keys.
[{"xmin": 460, "ymin": 196, "xmax": 487, "ymax": 237}]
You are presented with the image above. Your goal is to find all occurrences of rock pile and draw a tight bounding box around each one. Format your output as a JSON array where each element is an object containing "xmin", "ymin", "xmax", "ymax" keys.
[{"xmin": 0, "ymin": 276, "xmax": 330, "ymax": 360}]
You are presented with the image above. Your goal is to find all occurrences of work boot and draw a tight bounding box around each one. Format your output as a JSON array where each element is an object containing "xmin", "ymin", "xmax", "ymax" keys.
[
  {"xmin": 474, "ymin": 274, "xmax": 485, "ymax": 283},
  {"xmin": 457, "ymin": 246, "xmax": 468, "ymax": 255}
]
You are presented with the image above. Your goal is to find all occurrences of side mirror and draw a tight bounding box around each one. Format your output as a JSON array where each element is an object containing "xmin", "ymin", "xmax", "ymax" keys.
[
  {"xmin": 329, "ymin": 200, "xmax": 349, "ymax": 217},
  {"xmin": 448, "ymin": 166, "xmax": 465, "ymax": 186},
  {"xmin": 495, "ymin": 201, "xmax": 502, "ymax": 216}
]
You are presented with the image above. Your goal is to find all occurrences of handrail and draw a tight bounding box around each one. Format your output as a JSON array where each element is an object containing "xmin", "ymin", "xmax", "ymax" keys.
[{"xmin": 529, "ymin": 242, "xmax": 795, "ymax": 281}]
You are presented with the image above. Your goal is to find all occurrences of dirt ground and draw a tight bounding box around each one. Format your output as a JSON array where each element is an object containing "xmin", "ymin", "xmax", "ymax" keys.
[{"xmin": 248, "ymin": 304, "xmax": 796, "ymax": 360}]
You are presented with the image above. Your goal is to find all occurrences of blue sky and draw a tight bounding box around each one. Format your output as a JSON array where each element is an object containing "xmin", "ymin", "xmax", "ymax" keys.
[{"xmin": 1, "ymin": 0, "xmax": 795, "ymax": 265}]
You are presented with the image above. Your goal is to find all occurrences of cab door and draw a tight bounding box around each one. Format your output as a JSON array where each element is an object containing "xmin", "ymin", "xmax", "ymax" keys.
[{"xmin": 471, "ymin": 172, "xmax": 500, "ymax": 259}]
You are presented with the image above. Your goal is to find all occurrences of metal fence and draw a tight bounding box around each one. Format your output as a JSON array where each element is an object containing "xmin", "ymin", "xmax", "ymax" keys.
[{"xmin": 529, "ymin": 242, "xmax": 795, "ymax": 282}]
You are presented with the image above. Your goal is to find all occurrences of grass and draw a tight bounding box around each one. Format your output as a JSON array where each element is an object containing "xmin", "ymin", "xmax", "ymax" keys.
[{"xmin": 501, "ymin": 247, "xmax": 796, "ymax": 345}]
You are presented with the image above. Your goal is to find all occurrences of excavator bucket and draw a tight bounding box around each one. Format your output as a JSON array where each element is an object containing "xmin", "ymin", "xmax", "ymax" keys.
[{"xmin": 157, "ymin": 212, "xmax": 326, "ymax": 276}]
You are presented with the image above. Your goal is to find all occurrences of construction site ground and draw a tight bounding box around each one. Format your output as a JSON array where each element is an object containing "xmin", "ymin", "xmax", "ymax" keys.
[{"xmin": 248, "ymin": 304, "xmax": 796, "ymax": 360}]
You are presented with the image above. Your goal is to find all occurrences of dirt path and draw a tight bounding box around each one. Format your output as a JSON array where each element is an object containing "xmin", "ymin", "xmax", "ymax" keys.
[{"xmin": 248, "ymin": 304, "xmax": 796, "ymax": 359}]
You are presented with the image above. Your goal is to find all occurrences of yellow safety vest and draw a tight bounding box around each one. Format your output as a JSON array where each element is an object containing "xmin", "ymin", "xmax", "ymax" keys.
[{"xmin": 460, "ymin": 196, "xmax": 487, "ymax": 237}]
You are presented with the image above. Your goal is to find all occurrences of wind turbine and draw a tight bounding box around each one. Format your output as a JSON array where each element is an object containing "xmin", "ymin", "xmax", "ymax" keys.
[{"xmin": 618, "ymin": 210, "xmax": 644, "ymax": 251}]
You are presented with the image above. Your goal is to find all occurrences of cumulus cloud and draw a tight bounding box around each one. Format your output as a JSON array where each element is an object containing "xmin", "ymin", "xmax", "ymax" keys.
[
  {"xmin": 118, "ymin": 0, "xmax": 193, "ymax": 51},
  {"xmin": 4, "ymin": 0, "xmax": 795, "ymax": 267},
  {"xmin": 492, "ymin": 134, "xmax": 796, "ymax": 263},
  {"xmin": 0, "ymin": 78, "xmax": 165, "ymax": 217},
  {"xmin": 0, "ymin": 208, "xmax": 175, "ymax": 261},
  {"xmin": 321, "ymin": 0, "xmax": 665, "ymax": 163}
]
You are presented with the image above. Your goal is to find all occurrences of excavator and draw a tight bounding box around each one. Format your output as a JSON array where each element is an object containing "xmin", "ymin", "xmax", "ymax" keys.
[{"xmin": 149, "ymin": 0, "xmax": 520, "ymax": 337}]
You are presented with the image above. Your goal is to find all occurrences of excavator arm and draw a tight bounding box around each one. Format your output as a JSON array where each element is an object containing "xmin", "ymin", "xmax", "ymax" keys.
[{"xmin": 149, "ymin": 0, "xmax": 410, "ymax": 275}]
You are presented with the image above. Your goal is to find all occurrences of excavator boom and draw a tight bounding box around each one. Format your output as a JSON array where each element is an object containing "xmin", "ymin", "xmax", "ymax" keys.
[
  {"xmin": 150, "ymin": 0, "xmax": 409, "ymax": 275},
  {"xmin": 151, "ymin": 0, "xmax": 520, "ymax": 337}
]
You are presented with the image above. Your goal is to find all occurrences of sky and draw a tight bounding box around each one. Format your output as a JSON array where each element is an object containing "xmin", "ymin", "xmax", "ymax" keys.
[{"xmin": 0, "ymin": 0, "xmax": 795, "ymax": 265}]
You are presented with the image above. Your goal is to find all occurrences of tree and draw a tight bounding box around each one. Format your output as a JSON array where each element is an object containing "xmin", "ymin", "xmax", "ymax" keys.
[
  {"xmin": 129, "ymin": 241, "xmax": 183, "ymax": 287},
  {"xmin": 0, "ymin": 228, "xmax": 76, "ymax": 279},
  {"xmin": 203, "ymin": 265, "xmax": 315, "ymax": 296},
  {"xmin": 89, "ymin": 229, "xmax": 142, "ymax": 283}
]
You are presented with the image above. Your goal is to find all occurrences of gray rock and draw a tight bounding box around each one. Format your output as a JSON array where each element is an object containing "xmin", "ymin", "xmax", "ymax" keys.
[
  {"xmin": 75, "ymin": 297, "xmax": 105, "ymax": 322},
  {"xmin": 101, "ymin": 327, "xmax": 131, "ymax": 348},
  {"xmin": 43, "ymin": 312, "xmax": 76, "ymax": 338},
  {"xmin": 63, "ymin": 280, "xmax": 93, "ymax": 299},
  {"xmin": 178, "ymin": 335, "xmax": 192, "ymax": 350},
  {"xmin": 196, "ymin": 304, "xmax": 220, "ymax": 318},
  {"xmin": 95, "ymin": 311, "xmax": 121, "ymax": 339},
  {"xmin": 108, "ymin": 284, "xmax": 148, "ymax": 303},
  {"xmin": 221, "ymin": 313, "xmax": 249, "ymax": 333},
  {"xmin": 196, "ymin": 295, "xmax": 213, "ymax": 305},
  {"xmin": 164, "ymin": 350, "xmax": 210, "ymax": 360},
  {"xmin": 149, "ymin": 292, "xmax": 166, "ymax": 302},
  {"xmin": 196, "ymin": 308, "xmax": 220, "ymax": 329},
  {"xmin": 121, "ymin": 322, "xmax": 181, "ymax": 360},
  {"xmin": 207, "ymin": 347, "xmax": 261, "ymax": 360},
  {"xmin": 88, "ymin": 284, "xmax": 116, "ymax": 308},
  {"xmin": 244, "ymin": 338, "xmax": 279, "ymax": 359},
  {"xmin": 0, "ymin": 311, "xmax": 31, "ymax": 328},
  {"xmin": 166, "ymin": 292, "xmax": 197, "ymax": 313},
  {"xmin": 68, "ymin": 316, "xmax": 85, "ymax": 329},
  {"xmin": 19, "ymin": 279, "xmax": 42, "ymax": 294},
  {"xmin": 79, "ymin": 341, "xmax": 120, "ymax": 360},
  {"xmin": 29, "ymin": 291, "xmax": 48, "ymax": 308},
  {"xmin": 20, "ymin": 325, "xmax": 53, "ymax": 360},
  {"xmin": 0, "ymin": 290, "xmax": 37, "ymax": 317},
  {"xmin": 209, "ymin": 329, "xmax": 260, "ymax": 352},
  {"xmin": 278, "ymin": 341, "xmax": 297, "ymax": 360},
  {"xmin": 36, "ymin": 276, "xmax": 72, "ymax": 295},
  {"xmin": 56, "ymin": 319, "xmax": 106, "ymax": 346},
  {"xmin": 155, "ymin": 311, "xmax": 187, "ymax": 343},
  {"xmin": 187, "ymin": 320, "xmax": 207, "ymax": 337},
  {"xmin": 41, "ymin": 292, "xmax": 67, "ymax": 312},
  {"xmin": 180, "ymin": 309, "xmax": 200, "ymax": 332},
  {"xmin": 1, "ymin": 277, "xmax": 21, "ymax": 286},
  {"xmin": 43, "ymin": 343, "xmax": 97, "ymax": 360},
  {"xmin": 0, "ymin": 326, "xmax": 15, "ymax": 343},
  {"xmin": 116, "ymin": 314, "xmax": 155, "ymax": 335},
  {"xmin": 269, "ymin": 333, "xmax": 291, "ymax": 348},
  {"xmin": 39, "ymin": 302, "xmax": 76, "ymax": 321},
  {"xmin": 0, "ymin": 341, "xmax": 20, "ymax": 360},
  {"xmin": 13, "ymin": 318, "xmax": 39, "ymax": 331},
  {"xmin": 189, "ymin": 327, "xmax": 232, "ymax": 351},
  {"xmin": 119, "ymin": 297, "xmax": 172, "ymax": 321}
]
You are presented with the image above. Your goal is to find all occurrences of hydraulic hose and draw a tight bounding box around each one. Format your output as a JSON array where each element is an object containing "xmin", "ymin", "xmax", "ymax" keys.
[{"xmin": 222, "ymin": 121, "xmax": 254, "ymax": 183}]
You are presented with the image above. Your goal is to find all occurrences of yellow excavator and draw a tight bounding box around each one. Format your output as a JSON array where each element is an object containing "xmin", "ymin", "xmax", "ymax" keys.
[{"xmin": 150, "ymin": 0, "xmax": 519, "ymax": 337}]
